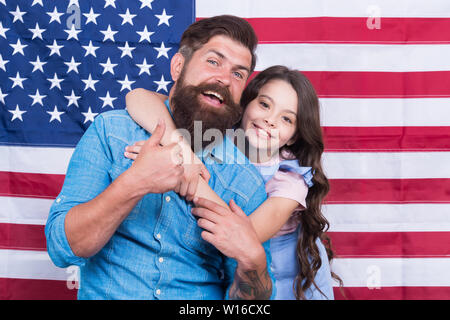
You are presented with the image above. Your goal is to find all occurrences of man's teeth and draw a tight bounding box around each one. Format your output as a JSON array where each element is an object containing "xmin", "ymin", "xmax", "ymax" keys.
[{"xmin": 204, "ymin": 91, "xmax": 223, "ymax": 102}]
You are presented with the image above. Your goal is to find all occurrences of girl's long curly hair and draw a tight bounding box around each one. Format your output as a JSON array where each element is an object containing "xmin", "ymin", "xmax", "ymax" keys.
[{"xmin": 240, "ymin": 65, "xmax": 344, "ymax": 299}]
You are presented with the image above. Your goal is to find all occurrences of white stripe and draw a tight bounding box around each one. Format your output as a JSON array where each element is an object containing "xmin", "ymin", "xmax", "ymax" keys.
[
  {"xmin": 0, "ymin": 197, "xmax": 52, "ymax": 225},
  {"xmin": 324, "ymin": 203, "xmax": 450, "ymax": 232},
  {"xmin": 0, "ymin": 146, "xmax": 73, "ymax": 174},
  {"xmin": 0, "ymin": 249, "xmax": 75, "ymax": 281},
  {"xmin": 322, "ymin": 152, "xmax": 450, "ymax": 179},
  {"xmin": 320, "ymin": 98, "xmax": 450, "ymax": 127},
  {"xmin": 331, "ymin": 257, "xmax": 450, "ymax": 287},
  {"xmin": 255, "ymin": 43, "xmax": 450, "ymax": 72},
  {"xmin": 197, "ymin": 0, "xmax": 450, "ymax": 18}
]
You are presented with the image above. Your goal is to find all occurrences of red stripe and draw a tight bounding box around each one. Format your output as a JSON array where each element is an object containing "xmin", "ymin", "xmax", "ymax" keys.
[
  {"xmin": 0, "ymin": 171, "xmax": 65, "ymax": 199},
  {"xmin": 334, "ymin": 286, "xmax": 450, "ymax": 300},
  {"xmin": 0, "ymin": 278, "xmax": 77, "ymax": 300},
  {"xmin": 0, "ymin": 223, "xmax": 46, "ymax": 251},
  {"xmin": 323, "ymin": 126, "xmax": 450, "ymax": 152},
  {"xmin": 326, "ymin": 178, "xmax": 450, "ymax": 204},
  {"xmin": 328, "ymin": 232, "xmax": 450, "ymax": 258},
  {"xmin": 250, "ymin": 71, "xmax": 450, "ymax": 98},
  {"xmin": 198, "ymin": 17, "xmax": 450, "ymax": 44}
]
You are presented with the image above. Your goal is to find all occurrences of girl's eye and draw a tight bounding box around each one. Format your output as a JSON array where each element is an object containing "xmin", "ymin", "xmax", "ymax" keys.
[
  {"xmin": 282, "ymin": 116, "xmax": 293, "ymax": 124},
  {"xmin": 260, "ymin": 101, "xmax": 269, "ymax": 109}
]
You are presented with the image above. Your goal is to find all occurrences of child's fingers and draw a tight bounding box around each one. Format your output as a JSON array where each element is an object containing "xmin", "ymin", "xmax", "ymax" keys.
[
  {"xmin": 124, "ymin": 151, "xmax": 137, "ymax": 160},
  {"xmin": 133, "ymin": 140, "xmax": 146, "ymax": 146},
  {"xmin": 125, "ymin": 145, "xmax": 142, "ymax": 154}
]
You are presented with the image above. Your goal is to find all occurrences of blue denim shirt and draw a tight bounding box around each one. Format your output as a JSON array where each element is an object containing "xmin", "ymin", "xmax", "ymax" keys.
[{"xmin": 45, "ymin": 107, "xmax": 275, "ymax": 300}]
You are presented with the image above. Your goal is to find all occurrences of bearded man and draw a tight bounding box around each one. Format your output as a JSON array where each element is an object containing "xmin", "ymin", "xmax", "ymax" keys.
[{"xmin": 45, "ymin": 15, "xmax": 274, "ymax": 300}]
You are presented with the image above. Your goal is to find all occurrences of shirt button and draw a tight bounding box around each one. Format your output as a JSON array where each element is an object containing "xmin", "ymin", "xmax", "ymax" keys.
[
  {"xmin": 156, "ymin": 233, "xmax": 161, "ymax": 239},
  {"xmin": 165, "ymin": 196, "xmax": 171, "ymax": 202},
  {"xmin": 158, "ymin": 257, "xmax": 164, "ymax": 263},
  {"xmin": 156, "ymin": 289, "xmax": 161, "ymax": 295}
]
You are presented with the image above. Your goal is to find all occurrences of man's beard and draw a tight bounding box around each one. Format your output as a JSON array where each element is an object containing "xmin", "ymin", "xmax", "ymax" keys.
[{"xmin": 170, "ymin": 76, "xmax": 243, "ymax": 152}]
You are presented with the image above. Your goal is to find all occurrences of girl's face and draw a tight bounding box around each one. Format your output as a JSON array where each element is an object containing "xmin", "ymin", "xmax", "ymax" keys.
[{"xmin": 241, "ymin": 79, "xmax": 298, "ymax": 157}]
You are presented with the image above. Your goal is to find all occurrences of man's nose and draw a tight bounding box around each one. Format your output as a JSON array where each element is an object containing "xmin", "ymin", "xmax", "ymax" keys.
[{"xmin": 214, "ymin": 69, "xmax": 231, "ymax": 87}]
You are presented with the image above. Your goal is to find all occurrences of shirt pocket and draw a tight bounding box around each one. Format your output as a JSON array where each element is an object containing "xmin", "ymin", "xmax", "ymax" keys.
[{"xmin": 107, "ymin": 163, "xmax": 143, "ymax": 220}]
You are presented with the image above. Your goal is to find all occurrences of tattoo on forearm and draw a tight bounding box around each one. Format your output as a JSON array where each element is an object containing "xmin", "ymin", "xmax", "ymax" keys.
[{"xmin": 230, "ymin": 267, "xmax": 272, "ymax": 300}]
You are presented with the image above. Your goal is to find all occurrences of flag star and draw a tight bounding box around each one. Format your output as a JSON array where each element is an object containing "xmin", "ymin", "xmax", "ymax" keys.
[
  {"xmin": 154, "ymin": 42, "xmax": 172, "ymax": 59},
  {"xmin": 64, "ymin": 24, "xmax": 82, "ymax": 40},
  {"xmin": 154, "ymin": 75, "xmax": 171, "ymax": 93},
  {"xmin": 82, "ymin": 40, "xmax": 100, "ymax": 57},
  {"xmin": 47, "ymin": 7, "xmax": 64, "ymax": 24},
  {"xmin": 117, "ymin": 74, "xmax": 135, "ymax": 92},
  {"xmin": 0, "ymin": 87, "xmax": 8, "ymax": 104},
  {"xmin": 139, "ymin": 0, "xmax": 154, "ymax": 9},
  {"xmin": 100, "ymin": 57, "xmax": 117, "ymax": 75},
  {"xmin": 65, "ymin": 90, "xmax": 81, "ymax": 108},
  {"xmin": 99, "ymin": 91, "xmax": 117, "ymax": 108},
  {"xmin": 10, "ymin": 39, "xmax": 28, "ymax": 56},
  {"xmin": 8, "ymin": 105, "xmax": 26, "ymax": 122},
  {"xmin": 82, "ymin": 74, "xmax": 99, "ymax": 91},
  {"xmin": 0, "ymin": 21, "xmax": 10, "ymax": 38},
  {"xmin": 47, "ymin": 73, "xmax": 64, "ymax": 90},
  {"xmin": 100, "ymin": 24, "xmax": 118, "ymax": 42},
  {"xmin": 29, "ymin": 22, "xmax": 46, "ymax": 40},
  {"xmin": 9, "ymin": 72, "xmax": 27, "ymax": 89},
  {"xmin": 104, "ymin": 0, "xmax": 116, "ymax": 8},
  {"xmin": 64, "ymin": 56, "xmax": 81, "ymax": 73},
  {"xmin": 0, "ymin": 54, "xmax": 9, "ymax": 72},
  {"xmin": 118, "ymin": 41, "xmax": 135, "ymax": 58},
  {"xmin": 29, "ymin": 89, "xmax": 46, "ymax": 106},
  {"xmin": 136, "ymin": 58, "xmax": 154, "ymax": 76},
  {"xmin": 82, "ymin": 107, "xmax": 98, "ymax": 124},
  {"xmin": 47, "ymin": 39, "xmax": 63, "ymax": 57},
  {"xmin": 155, "ymin": 9, "xmax": 173, "ymax": 26},
  {"xmin": 119, "ymin": 8, "xmax": 136, "ymax": 26},
  {"xmin": 9, "ymin": 5, "xmax": 26, "ymax": 23},
  {"xmin": 31, "ymin": 0, "xmax": 43, "ymax": 6},
  {"xmin": 47, "ymin": 106, "xmax": 65, "ymax": 123},
  {"xmin": 30, "ymin": 56, "xmax": 47, "ymax": 73},
  {"xmin": 83, "ymin": 7, "xmax": 100, "ymax": 25},
  {"xmin": 136, "ymin": 26, "xmax": 154, "ymax": 43},
  {"xmin": 68, "ymin": 0, "xmax": 80, "ymax": 7}
]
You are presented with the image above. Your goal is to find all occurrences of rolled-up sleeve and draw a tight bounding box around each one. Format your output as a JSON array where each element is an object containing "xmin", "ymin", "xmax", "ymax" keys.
[{"xmin": 45, "ymin": 115, "xmax": 113, "ymax": 268}]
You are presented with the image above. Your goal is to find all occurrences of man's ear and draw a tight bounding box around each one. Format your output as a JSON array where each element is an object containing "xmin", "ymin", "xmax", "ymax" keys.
[{"xmin": 170, "ymin": 52, "xmax": 185, "ymax": 82}]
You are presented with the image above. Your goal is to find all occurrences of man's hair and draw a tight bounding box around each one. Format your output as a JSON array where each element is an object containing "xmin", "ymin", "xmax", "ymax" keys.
[{"xmin": 179, "ymin": 15, "xmax": 258, "ymax": 73}]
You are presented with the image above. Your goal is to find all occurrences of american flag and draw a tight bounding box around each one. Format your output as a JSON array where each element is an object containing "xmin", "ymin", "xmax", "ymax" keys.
[{"xmin": 1, "ymin": 0, "xmax": 449, "ymax": 300}]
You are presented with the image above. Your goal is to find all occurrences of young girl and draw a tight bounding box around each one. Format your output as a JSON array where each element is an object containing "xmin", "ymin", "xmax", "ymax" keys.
[{"xmin": 124, "ymin": 65, "xmax": 342, "ymax": 300}]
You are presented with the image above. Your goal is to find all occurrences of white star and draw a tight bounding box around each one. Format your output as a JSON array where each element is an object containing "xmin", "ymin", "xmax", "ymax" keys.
[
  {"xmin": 136, "ymin": 58, "xmax": 154, "ymax": 76},
  {"xmin": 47, "ymin": 73, "xmax": 64, "ymax": 90},
  {"xmin": 0, "ymin": 21, "xmax": 10, "ymax": 38},
  {"xmin": 154, "ymin": 75, "xmax": 171, "ymax": 93},
  {"xmin": 29, "ymin": 89, "xmax": 46, "ymax": 106},
  {"xmin": 100, "ymin": 57, "xmax": 117, "ymax": 75},
  {"xmin": 64, "ymin": 24, "xmax": 82, "ymax": 40},
  {"xmin": 0, "ymin": 87, "xmax": 8, "ymax": 104},
  {"xmin": 8, "ymin": 105, "xmax": 26, "ymax": 122},
  {"xmin": 118, "ymin": 41, "xmax": 135, "ymax": 58},
  {"xmin": 117, "ymin": 75, "xmax": 135, "ymax": 92},
  {"xmin": 10, "ymin": 5, "xmax": 26, "ymax": 23},
  {"xmin": 100, "ymin": 24, "xmax": 118, "ymax": 42},
  {"xmin": 30, "ymin": 56, "xmax": 47, "ymax": 73},
  {"xmin": 83, "ymin": 8, "xmax": 100, "ymax": 25},
  {"xmin": 119, "ymin": 8, "xmax": 136, "ymax": 26},
  {"xmin": 9, "ymin": 72, "xmax": 26, "ymax": 89},
  {"xmin": 0, "ymin": 54, "xmax": 9, "ymax": 72},
  {"xmin": 68, "ymin": 0, "xmax": 79, "ymax": 7},
  {"xmin": 136, "ymin": 26, "xmax": 154, "ymax": 43},
  {"xmin": 82, "ymin": 107, "xmax": 98, "ymax": 124},
  {"xmin": 31, "ymin": 0, "xmax": 43, "ymax": 6},
  {"xmin": 82, "ymin": 40, "xmax": 99, "ymax": 57},
  {"xmin": 64, "ymin": 56, "xmax": 81, "ymax": 73},
  {"xmin": 47, "ymin": 7, "xmax": 64, "ymax": 24},
  {"xmin": 10, "ymin": 39, "xmax": 28, "ymax": 56},
  {"xmin": 47, "ymin": 106, "xmax": 65, "ymax": 123},
  {"xmin": 99, "ymin": 91, "xmax": 117, "ymax": 108},
  {"xmin": 154, "ymin": 42, "xmax": 172, "ymax": 59},
  {"xmin": 82, "ymin": 74, "xmax": 99, "ymax": 91},
  {"xmin": 104, "ymin": 0, "xmax": 116, "ymax": 8},
  {"xmin": 139, "ymin": 0, "xmax": 154, "ymax": 9},
  {"xmin": 155, "ymin": 9, "xmax": 173, "ymax": 26},
  {"xmin": 47, "ymin": 39, "xmax": 63, "ymax": 57},
  {"xmin": 29, "ymin": 22, "xmax": 46, "ymax": 40},
  {"xmin": 65, "ymin": 90, "xmax": 81, "ymax": 108}
]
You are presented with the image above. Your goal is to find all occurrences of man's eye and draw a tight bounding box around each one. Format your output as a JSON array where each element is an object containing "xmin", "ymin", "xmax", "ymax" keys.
[
  {"xmin": 233, "ymin": 71, "xmax": 243, "ymax": 79},
  {"xmin": 207, "ymin": 59, "xmax": 218, "ymax": 66}
]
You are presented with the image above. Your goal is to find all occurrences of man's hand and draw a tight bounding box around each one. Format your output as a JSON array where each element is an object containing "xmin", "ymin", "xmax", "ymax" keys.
[{"xmin": 125, "ymin": 119, "xmax": 184, "ymax": 195}]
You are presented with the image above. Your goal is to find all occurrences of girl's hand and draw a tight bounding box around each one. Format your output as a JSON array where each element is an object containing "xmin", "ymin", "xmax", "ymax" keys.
[{"xmin": 124, "ymin": 142, "xmax": 211, "ymax": 201}]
